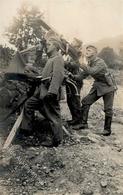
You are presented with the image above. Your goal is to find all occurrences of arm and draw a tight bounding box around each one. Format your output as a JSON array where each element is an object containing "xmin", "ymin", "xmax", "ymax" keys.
[
  {"xmin": 80, "ymin": 60, "xmax": 106, "ymax": 76},
  {"xmin": 64, "ymin": 55, "xmax": 79, "ymax": 71},
  {"xmin": 48, "ymin": 56, "xmax": 64, "ymax": 95},
  {"xmin": 69, "ymin": 68, "xmax": 88, "ymax": 82}
]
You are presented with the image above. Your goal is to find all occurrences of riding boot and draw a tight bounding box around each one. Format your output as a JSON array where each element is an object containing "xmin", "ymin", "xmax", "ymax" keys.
[
  {"xmin": 72, "ymin": 105, "xmax": 90, "ymax": 130},
  {"xmin": 102, "ymin": 116, "xmax": 112, "ymax": 136}
]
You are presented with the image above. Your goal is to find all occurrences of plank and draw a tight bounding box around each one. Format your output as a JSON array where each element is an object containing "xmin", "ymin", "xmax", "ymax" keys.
[{"xmin": 3, "ymin": 108, "xmax": 24, "ymax": 150}]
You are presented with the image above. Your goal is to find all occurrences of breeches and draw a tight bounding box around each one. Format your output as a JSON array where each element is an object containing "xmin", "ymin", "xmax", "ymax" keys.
[
  {"xmin": 81, "ymin": 90, "xmax": 114, "ymax": 117},
  {"xmin": 21, "ymin": 94, "xmax": 63, "ymax": 142},
  {"xmin": 66, "ymin": 86, "xmax": 81, "ymax": 120}
]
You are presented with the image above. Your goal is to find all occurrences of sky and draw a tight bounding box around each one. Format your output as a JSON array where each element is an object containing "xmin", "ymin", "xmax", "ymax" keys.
[{"xmin": 0, "ymin": 0, "xmax": 123, "ymax": 44}]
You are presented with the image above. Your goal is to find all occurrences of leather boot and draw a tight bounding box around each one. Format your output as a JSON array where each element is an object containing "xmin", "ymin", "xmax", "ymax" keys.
[
  {"xmin": 102, "ymin": 116, "xmax": 112, "ymax": 136},
  {"xmin": 72, "ymin": 105, "xmax": 90, "ymax": 130},
  {"xmin": 41, "ymin": 140, "xmax": 54, "ymax": 147},
  {"xmin": 67, "ymin": 119, "xmax": 76, "ymax": 125},
  {"xmin": 41, "ymin": 139, "xmax": 61, "ymax": 147},
  {"xmin": 67, "ymin": 119, "xmax": 82, "ymax": 126}
]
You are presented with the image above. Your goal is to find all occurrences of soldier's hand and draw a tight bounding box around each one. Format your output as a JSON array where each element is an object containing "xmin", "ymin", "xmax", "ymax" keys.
[
  {"xmin": 63, "ymin": 54, "xmax": 71, "ymax": 62},
  {"xmin": 67, "ymin": 72, "xmax": 74, "ymax": 79},
  {"xmin": 45, "ymin": 92, "xmax": 57, "ymax": 100},
  {"xmin": 79, "ymin": 55, "xmax": 87, "ymax": 70},
  {"xmin": 79, "ymin": 54, "xmax": 83, "ymax": 64}
]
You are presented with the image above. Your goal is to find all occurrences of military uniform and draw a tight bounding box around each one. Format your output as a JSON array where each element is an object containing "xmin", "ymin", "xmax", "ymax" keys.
[
  {"xmin": 21, "ymin": 52, "xmax": 64, "ymax": 146},
  {"xmin": 74, "ymin": 57, "xmax": 117, "ymax": 135}
]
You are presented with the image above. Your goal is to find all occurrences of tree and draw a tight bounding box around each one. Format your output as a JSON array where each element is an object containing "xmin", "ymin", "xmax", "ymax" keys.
[
  {"xmin": 6, "ymin": 2, "xmax": 45, "ymax": 51},
  {"xmin": 98, "ymin": 47, "xmax": 116, "ymax": 67},
  {"xmin": 0, "ymin": 45, "xmax": 14, "ymax": 68},
  {"xmin": 98, "ymin": 47, "xmax": 123, "ymax": 69},
  {"xmin": 119, "ymin": 42, "xmax": 123, "ymax": 60}
]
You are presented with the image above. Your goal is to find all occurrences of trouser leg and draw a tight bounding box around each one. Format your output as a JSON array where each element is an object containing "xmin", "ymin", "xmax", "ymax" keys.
[
  {"xmin": 66, "ymin": 93, "xmax": 75, "ymax": 120},
  {"xmin": 66, "ymin": 85, "xmax": 82, "ymax": 124},
  {"xmin": 103, "ymin": 91, "xmax": 114, "ymax": 118},
  {"xmin": 21, "ymin": 96, "xmax": 41, "ymax": 131},
  {"xmin": 67, "ymin": 94, "xmax": 81, "ymax": 120},
  {"xmin": 102, "ymin": 91, "xmax": 114, "ymax": 135},
  {"xmin": 42, "ymin": 96, "xmax": 63, "ymax": 145},
  {"xmin": 73, "ymin": 90, "xmax": 100, "ymax": 129},
  {"xmin": 81, "ymin": 90, "xmax": 100, "ymax": 124}
]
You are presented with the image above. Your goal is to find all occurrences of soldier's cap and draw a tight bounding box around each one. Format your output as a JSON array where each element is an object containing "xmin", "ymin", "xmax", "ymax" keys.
[
  {"xmin": 45, "ymin": 30, "xmax": 61, "ymax": 48},
  {"xmin": 86, "ymin": 45, "xmax": 97, "ymax": 52},
  {"xmin": 45, "ymin": 29, "xmax": 57, "ymax": 40},
  {"xmin": 47, "ymin": 37, "xmax": 63, "ymax": 50}
]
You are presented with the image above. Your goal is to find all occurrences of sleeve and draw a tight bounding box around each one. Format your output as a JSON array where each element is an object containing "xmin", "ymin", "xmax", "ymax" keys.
[
  {"xmin": 81, "ymin": 60, "xmax": 106, "ymax": 76},
  {"xmin": 64, "ymin": 56, "xmax": 79, "ymax": 71},
  {"xmin": 73, "ymin": 69, "xmax": 88, "ymax": 81},
  {"xmin": 48, "ymin": 56, "xmax": 64, "ymax": 94}
]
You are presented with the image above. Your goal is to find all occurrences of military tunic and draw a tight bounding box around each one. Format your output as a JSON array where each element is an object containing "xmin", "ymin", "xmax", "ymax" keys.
[
  {"xmin": 80, "ymin": 57, "xmax": 117, "ymax": 118},
  {"xmin": 81, "ymin": 57, "xmax": 116, "ymax": 96}
]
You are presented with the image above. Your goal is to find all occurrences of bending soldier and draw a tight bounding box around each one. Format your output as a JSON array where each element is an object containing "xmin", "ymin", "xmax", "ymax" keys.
[
  {"xmin": 73, "ymin": 45, "xmax": 117, "ymax": 136},
  {"xmin": 20, "ymin": 38, "xmax": 64, "ymax": 147}
]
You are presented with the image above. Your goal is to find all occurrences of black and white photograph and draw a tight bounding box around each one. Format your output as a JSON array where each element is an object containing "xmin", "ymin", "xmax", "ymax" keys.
[{"xmin": 0, "ymin": 0, "xmax": 123, "ymax": 194}]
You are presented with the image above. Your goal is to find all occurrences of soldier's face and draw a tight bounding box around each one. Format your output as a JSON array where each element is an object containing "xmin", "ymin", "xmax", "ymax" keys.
[
  {"xmin": 46, "ymin": 41, "xmax": 56, "ymax": 54},
  {"xmin": 85, "ymin": 48, "xmax": 97, "ymax": 58}
]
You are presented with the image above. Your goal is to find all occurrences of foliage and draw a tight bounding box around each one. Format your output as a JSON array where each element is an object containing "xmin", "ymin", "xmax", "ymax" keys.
[
  {"xmin": 6, "ymin": 2, "xmax": 45, "ymax": 51},
  {"xmin": 98, "ymin": 47, "xmax": 123, "ymax": 70},
  {"xmin": 0, "ymin": 45, "xmax": 14, "ymax": 68}
]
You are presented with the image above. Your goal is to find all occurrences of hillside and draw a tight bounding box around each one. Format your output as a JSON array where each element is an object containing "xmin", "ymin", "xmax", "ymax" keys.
[
  {"xmin": 93, "ymin": 34, "xmax": 123, "ymax": 53},
  {"xmin": 0, "ymin": 79, "xmax": 123, "ymax": 195}
]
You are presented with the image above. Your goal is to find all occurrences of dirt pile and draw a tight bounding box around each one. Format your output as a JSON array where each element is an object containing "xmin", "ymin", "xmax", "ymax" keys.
[{"xmin": 0, "ymin": 130, "xmax": 123, "ymax": 195}]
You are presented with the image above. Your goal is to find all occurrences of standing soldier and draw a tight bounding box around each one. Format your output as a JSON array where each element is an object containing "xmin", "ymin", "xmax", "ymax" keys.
[
  {"xmin": 65, "ymin": 38, "xmax": 83, "ymax": 126},
  {"xmin": 74, "ymin": 45, "xmax": 117, "ymax": 136},
  {"xmin": 20, "ymin": 37, "xmax": 64, "ymax": 147}
]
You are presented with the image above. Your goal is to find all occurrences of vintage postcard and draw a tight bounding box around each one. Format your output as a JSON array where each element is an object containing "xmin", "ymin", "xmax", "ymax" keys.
[{"xmin": 0, "ymin": 0, "xmax": 123, "ymax": 194}]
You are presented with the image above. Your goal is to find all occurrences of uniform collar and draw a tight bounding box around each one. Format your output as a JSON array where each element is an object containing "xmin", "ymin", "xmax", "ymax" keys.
[
  {"xmin": 88, "ymin": 56, "xmax": 99, "ymax": 65},
  {"xmin": 49, "ymin": 52, "xmax": 59, "ymax": 58}
]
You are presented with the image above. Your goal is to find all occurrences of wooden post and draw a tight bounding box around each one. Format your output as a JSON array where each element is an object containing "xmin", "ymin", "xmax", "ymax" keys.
[{"xmin": 3, "ymin": 108, "xmax": 24, "ymax": 150}]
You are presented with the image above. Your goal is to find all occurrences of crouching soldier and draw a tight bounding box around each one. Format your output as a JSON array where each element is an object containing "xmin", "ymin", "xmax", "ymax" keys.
[
  {"xmin": 20, "ymin": 37, "xmax": 64, "ymax": 147},
  {"xmin": 74, "ymin": 45, "xmax": 117, "ymax": 136}
]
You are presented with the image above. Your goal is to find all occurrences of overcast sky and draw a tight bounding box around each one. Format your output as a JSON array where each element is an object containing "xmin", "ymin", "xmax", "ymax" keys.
[{"xmin": 0, "ymin": 0, "xmax": 123, "ymax": 43}]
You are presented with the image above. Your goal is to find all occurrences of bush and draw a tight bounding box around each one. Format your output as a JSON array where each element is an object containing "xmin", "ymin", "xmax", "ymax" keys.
[
  {"xmin": 0, "ymin": 45, "xmax": 14, "ymax": 68},
  {"xmin": 98, "ymin": 47, "xmax": 123, "ymax": 70}
]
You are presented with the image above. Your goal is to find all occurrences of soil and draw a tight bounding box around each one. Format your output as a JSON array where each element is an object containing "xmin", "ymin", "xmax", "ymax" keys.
[{"xmin": 0, "ymin": 79, "xmax": 123, "ymax": 195}]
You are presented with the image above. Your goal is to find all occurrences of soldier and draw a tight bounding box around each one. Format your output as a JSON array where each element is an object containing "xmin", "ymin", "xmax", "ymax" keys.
[
  {"xmin": 20, "ymin": 37, "xmax": 64, "ymax": 147},
  {"xmin": 65, "ymin": 38, "xmax": 83, "ymax": 126},
  {"xmin": 73, "ymin": 45, "xmax": 117, "ymax": 136}
]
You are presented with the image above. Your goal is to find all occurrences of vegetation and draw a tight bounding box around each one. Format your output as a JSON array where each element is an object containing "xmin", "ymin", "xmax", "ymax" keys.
[
  {"xmin": 0, "ymin": 45, "xmax": 14, "ymax": 68},
  {"xmin": 98, "ymin": 47, "xmax": 123, "ymax": 70},
  {"xmin": 6, "ymin": 2, "xmax": 45, "ymax": 51}
]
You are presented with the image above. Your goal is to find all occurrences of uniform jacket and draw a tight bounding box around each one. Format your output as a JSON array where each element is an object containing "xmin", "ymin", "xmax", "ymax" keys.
[
  {"xmin": 75, "ymin": 57, "xmax": 117, "ymax": 96},
  {"xmin": 64, "ymin": 56, "xmax": 80, "ymax": 74},
  {"xmin": 41, "ymin": 53, "xmax": 64, "ymax": 96},
  {"xmin": 64, "ymin": 56, "xmax": 83, "ymax": 89},
  {"xmin": 64, "ymin": 45, "xmax": 82, "ymax": 75}
]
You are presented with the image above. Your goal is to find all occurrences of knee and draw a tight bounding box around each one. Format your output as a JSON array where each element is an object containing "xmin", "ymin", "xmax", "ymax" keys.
[
  {"xmin": 81, "ymin": 97, "xmax": 90, "ymax": 108},
  {"xmin": 24, "ymin": 101, "xmax": 30, "ymax": 111},
  {"xmin": 24, "ymin": 101, "xmax": 34, "ymax": 115},
  {"xmin": 104, "ymin": 108, "xmax": 113, "ymax": 117},
  {"xmin": 81, "ymin": 97, "xmax": 87, "ymax": 105}
]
